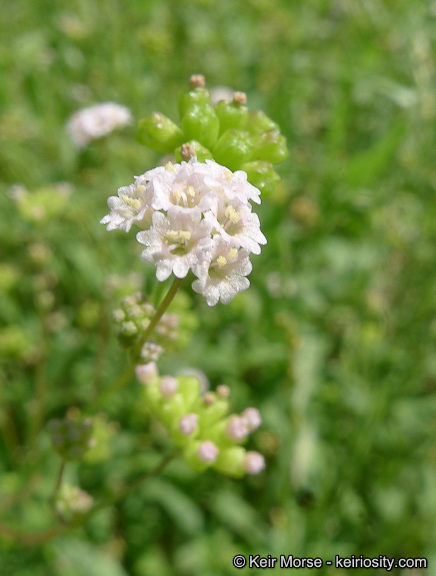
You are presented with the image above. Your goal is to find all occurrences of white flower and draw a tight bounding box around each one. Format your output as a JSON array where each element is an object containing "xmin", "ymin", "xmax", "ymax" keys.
[
  {"xmin": 137, "ymin": 206, "xmax": 214, "ymax": 281},
  {"xmin": 67, "ymin": 102, "xmax": 132, "ymax": 147},
  {"xmin": 102, "ymin": 157, "xmax": 266, "ymax": 305},
  {"xmin": 210, "ymin": 85, "xmax": 234, "ymax": 106},
  {"xmin": 101, "ymin": 174, "xmax": 156, "ymax": 232},
  {"xmin": 192, "ymin": 237, "xmax": 252, "ymax": 306}
]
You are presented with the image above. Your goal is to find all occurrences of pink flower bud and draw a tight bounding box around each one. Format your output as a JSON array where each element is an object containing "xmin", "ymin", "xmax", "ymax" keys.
[
  {"xmin": 225, "ymin": 416, "xmax": 249, "ymax": 441},
  {"xmin": 243, "ymin": 451, "xmax": 265, "ymax": 474},
  {"xmin": 203, "ymin": 392, "xmax": 216, "ymax": 406},
  {"xmin": 241, "ymin": 407, "xmax": 262, "ymax": 431},
  {"xmin": 160, "ymin": 376, "xmax": 179, "ymax": 398},
  {"xmin": 179, "ymin": 413, "xmax": 199, "ymax": 436},
  {"xmin": 135, "ymin": 362, "xmax": 159, "ymax": 385},
  {"xmin": 216, "ymin": 384, "xmax": 230, "ymax": 398},
  {"xmin": 197, "ymin": 440, "xmax": 219, "ymax": 463}
]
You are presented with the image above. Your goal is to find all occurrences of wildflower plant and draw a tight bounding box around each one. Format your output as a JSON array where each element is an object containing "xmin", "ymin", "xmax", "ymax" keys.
[
  {"xmin": 98, "ymin": 75, "xmax": 287, "ymax": 478},
  {"xmin": 0, "ymin": 75, "xmax": 287, "ymax": 546}
]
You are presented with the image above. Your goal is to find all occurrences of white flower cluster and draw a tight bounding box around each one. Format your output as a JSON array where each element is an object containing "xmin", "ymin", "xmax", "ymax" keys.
[
  {"xmin": 67, "ymin": 102, "xmax": 132, "ymax": 147},
  {"xmin": 101, "ymin": 158, "xmax": 266, "ymax": 305}
]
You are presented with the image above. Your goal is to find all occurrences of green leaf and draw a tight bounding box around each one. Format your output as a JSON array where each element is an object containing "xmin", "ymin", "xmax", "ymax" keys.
[
  {"xmin": 345, "ymin": 119, "xmax": 404, "ymax": 187},
  {"xmin": 143, "ymin": 479, "xmax": 205, "ymax": 536},
  {"xmin": 50, "ymin": 538, "xmax": 129, "ymax": 576}
]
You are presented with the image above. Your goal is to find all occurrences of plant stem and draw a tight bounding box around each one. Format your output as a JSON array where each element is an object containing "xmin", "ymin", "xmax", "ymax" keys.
[
  {"xmin": 29, "ymin": 311, "xmax": 50, "ymax": 460},
  {"xmin": 0, "ymin": 451, "xmax": 176, "ymax": 545},
  {"xmin": 83, "ymin": 451, "xmax": 177, "ymax": 517},
  {"xmin": 91, "ymin": 276, "xmax": 183, "ymax": 409},
  {"xmin": 140, "ymin": 276, "xmax": 183, "ymax": 346},
  {"xmin": 51, "ymin": 461, "xmax": 65, "ymax": 503}
]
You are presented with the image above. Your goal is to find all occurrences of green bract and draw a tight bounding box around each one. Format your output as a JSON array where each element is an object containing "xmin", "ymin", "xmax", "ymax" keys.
[{"xmin": 137, "ymin": 75, "xmax": 288, "ymax": 196}]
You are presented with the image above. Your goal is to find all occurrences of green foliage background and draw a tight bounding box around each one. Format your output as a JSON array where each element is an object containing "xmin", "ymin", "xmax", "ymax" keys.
[{"xmin": 1, "ymin": 0, "xmax": 436, "ymax": 574}]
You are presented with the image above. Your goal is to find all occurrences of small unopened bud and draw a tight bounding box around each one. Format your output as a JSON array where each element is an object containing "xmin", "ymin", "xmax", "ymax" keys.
[
  {"xmin": 135, "ymin": 362, "xmax": 159, "ymax": 385},
  {"xmin": 190, "ymin": 74, "xmax": 205, "ymax": 88},
  {"xmin": 140, "ymin": 341, "xmax": 163, "ymax": 361},
  {"xmin": 243, "ymin": 451, "xmax": 265, "ymax": 474},
  {"xmin": 160, "ymin": 376, "xmax": 179, "ymax": 398},
  {"xmin": 179, "ymin": 413, "xmax": 199, "ymax": 435},
  {"xmin": 216, "ymin": 385, "xmax": 230, "ymax": 398},
  {"xmin": 226, "ymin": 416, "xmax": 249, "ymax": 441},
  {"xmin": 203, "ymin": 392, "xmax": 216, "ymax": 406},
  {"xmin": 121, "ymin": 321, "xmax": 137, "ymax": 336},
  {"xmin": 241, "ymin": 408, "xmax": 262, "ymax": 431},
  {"xmin": 197, "ymin": 440, "xmax": 219, "ymax": 463},
  {"xmin": 233, "ymin": 91, "xmax": 247, "ymax": 106},
  {"xmin": 180, "ymin": 142, "xmax": 196, "ymax": 161}
]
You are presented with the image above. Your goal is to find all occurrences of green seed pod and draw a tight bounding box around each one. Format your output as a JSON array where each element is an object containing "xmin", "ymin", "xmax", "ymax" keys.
[
  {"xmin": 197, "ymin": 397, "xmax": 229, "ymax": 428},
  {"xmin": 174, "ymin": 141, "xmax": 214, "ymax": 163},
  {"xmin": 248, "ymin": 130, "xmax": 289, "ymax": 164},
  {"xmin": 178, "ymin": 87, "xmax": 212, "ymax": 119},
  {"xmin": 241, "ymin": 161, "xmax": 281, "ymax": 196},
  {"xmin": 137, "ymin": 112, "xmax": 184, "ymax": 153},
  {"xmin": 142, "ymin": 379, "xmax": 163, "ymax": 412},
  {"xmin": 159, "ymin": 393, "xmax": 187, "ymax": 427},
  {"xmin": 213, "ymin": 447, "xmax": 246, "ymax": 478},
  {"xmin": 181, "ymin": 105, "xmax": 220, "ymax": 150},
  {"xmin": 177, "ymin": 376, "xmax": 202, "ymax": 411},
  {"xmin": 215, "ymin": 99, "xmax": 249, "ymax": 134},
  {"xmin": 247, "ymin": 110, "xmax": 279, "ymax": 135},
  {"xmin": 212, "ymin": 129, "xmax": 254, "ymax": 171}
]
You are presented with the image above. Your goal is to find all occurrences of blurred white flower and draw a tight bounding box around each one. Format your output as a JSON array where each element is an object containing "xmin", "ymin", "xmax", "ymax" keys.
[
  {"xmin": 197, "ymin": 440, "xmax": 219, "ymax": 463},
  {"xmin": 243, "ymin": 451, "xmax": 265, "ymax": 474},
  {"xmin": 102, "ymin": 158, "xmax": 266, "ymax": 305},
  {"xmin": 210, "ymin": 85, "xmax": 234, "ymax": 106},
  {"xmin": 67, "ymin": 102, "xmax": 132, "ymax": 147}
]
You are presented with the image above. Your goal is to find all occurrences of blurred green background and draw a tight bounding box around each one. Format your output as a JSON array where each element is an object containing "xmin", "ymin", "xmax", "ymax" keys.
[{"xmin": 1, "ymin": 0, "xmax": 436, "ymax": 574}]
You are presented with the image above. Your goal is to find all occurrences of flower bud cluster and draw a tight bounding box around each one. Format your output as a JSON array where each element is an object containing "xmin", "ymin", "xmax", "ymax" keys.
[
  {"xmin": 55, "ymin": 483, "xmax": 93, "ymax": 521},
  {"xmin": 112, "ymin": 292, "xmax": 179, "ymax": 360},
  {"xmin": 47, "ymin": 416, "xmax": 94, "ymax": 461},
  {"xmin": 136, "ymin": 363, "xmax": 265, "ymax": 478},
  {"xmin": 10, "ymin": 183, "xmax": 72, "ymax": 225},
  {"xmin": 136, "ymin": 75, "xmax": 287, "ymax": 196}
]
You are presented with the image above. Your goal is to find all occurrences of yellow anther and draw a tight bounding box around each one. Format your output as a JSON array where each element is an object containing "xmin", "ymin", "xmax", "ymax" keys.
[
  {"xmin": 187, "ymin": 185, "xmax": 196, "ymax": 198},
  {"xmin": 227, "ymin": 248, "xmax": 238, "ymax": 260},
  {"xmin": 136, "ymin": 184, "xmax": 146, "ymax": 194},
  {"xmin": 179, "ymin": 230, "xmax": 191, "ymax": 242},
  {"xmin": 225, "ymin": 205, "xmax": 240, "ymax": 223},
  {"xmin": 166, "ymin": 229, "xmax": 179, "ymax": 241},
  {"xmin": 165, "ymin": 162, "xmax": 176, "ymax": 173},
  {"xmin": 165, "ymin": 229, "xmax": 191, "ymax": 243},
  {"xmin": 216, "ymin": 255, "xmax": 227, "ymax": 268},
  {"xmin": 172, "ymin": 183, "xmax": 184, "ymax": 200},
  {"xmin": 120, "ymin": 193, "xmax": 141, "ymax": 210}
]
